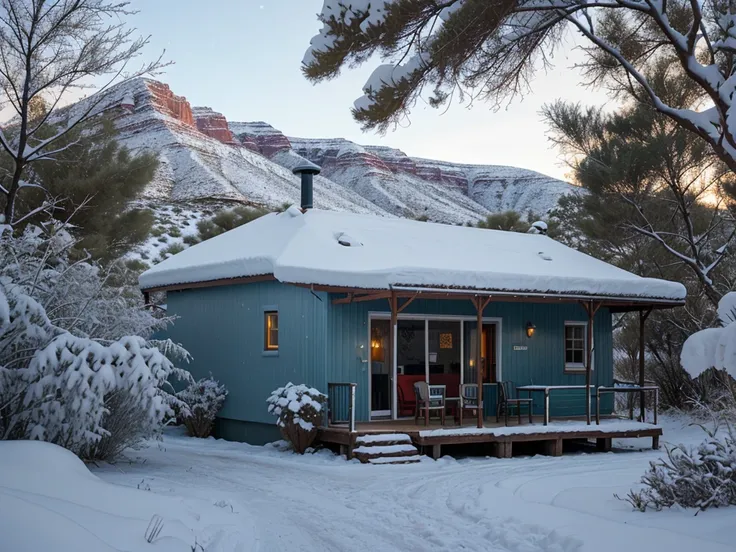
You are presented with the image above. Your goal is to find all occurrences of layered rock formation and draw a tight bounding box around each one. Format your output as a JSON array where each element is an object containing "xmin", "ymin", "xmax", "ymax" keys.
[
  {"xmin": 192, "ymin": 107, "xmax": 236, "ymax": 144},
  {"xmin": 146, "ymin": 80, "xmax": 194, "ymax": 127},
  {"xmin": 77, "ymin": 77, "xmax": 579, "ymax": 224}
]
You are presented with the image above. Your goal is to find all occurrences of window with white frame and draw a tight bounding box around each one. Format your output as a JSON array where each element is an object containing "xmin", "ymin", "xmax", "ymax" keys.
[{"xmin": 564, "ymin": 322, "xmax": 587, "ymax": 370}]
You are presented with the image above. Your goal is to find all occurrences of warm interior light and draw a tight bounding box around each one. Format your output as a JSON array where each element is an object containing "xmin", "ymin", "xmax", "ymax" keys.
[
  {"xmin": 526, "ymin": 322, "xmax": 536, "ymax": 338},
  {"xmin": 371, "ymin": 339, "xmax": 380, "ymax": 348}
]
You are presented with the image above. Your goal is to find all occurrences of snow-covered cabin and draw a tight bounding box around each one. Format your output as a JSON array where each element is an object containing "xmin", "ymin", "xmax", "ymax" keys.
[{"xmin": 140, "ymin": 180, "xmax": 686, "ymax": 445}]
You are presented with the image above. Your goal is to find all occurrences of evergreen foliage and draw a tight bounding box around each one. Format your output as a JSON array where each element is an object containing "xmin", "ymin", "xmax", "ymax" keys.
[
  {"xmin": 477, "ymin": 210, "xmax": 559, "ymax": 236},
  {"xmin": 193, "ymin": 206, "xmax": 268, "ymax": 244},
  {"xmin": 0, "ymin": 0, "xmax": 165, "ymax": 226},
  {"xmin": 545, "ymin": 93, "xmax": 736, "ymax": 409},
  {"xmin": 302, "ymin": 1, "xmax": 736, "ymax": 189},
  {"xmin": 13, "ymin": 120, "xmax": 158, "ymax": 261}
]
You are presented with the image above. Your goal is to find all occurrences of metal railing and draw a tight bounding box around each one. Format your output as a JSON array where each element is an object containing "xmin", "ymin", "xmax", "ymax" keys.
[
  {"xmin": 327, "ymin": 382, "xmax": 357, "ymax": 433},
  {"xmin": 596, "ymin": 385, "xmax": 659, "ymax": 425}
]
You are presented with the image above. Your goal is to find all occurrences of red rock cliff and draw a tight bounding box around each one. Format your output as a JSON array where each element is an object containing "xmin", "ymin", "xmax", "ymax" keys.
[
  {"xmin": 193, "ymin": 106, "xmax": 236, "ymax": 144},
  {"xmin": 145, "ymin": 80, "xmax": 195, "ymax": 126}
]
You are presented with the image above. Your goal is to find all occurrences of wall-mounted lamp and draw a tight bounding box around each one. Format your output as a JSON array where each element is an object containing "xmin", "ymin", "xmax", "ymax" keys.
[
  {"xmin": 356, "ymin": 343, "xmax": 367, "ymax": 362},
  {"xmin": 526, "ymin": 322, "xmax": 536, "ymax": 338}
]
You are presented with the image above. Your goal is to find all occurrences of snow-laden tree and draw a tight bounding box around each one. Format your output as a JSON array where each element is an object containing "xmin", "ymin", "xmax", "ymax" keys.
[
  {"xmin": 303, "ymin": 0, "xmax": 736, "ymax": 195},
  {"xmin": 0, "ymin": 222, "xmax": 191, "ymax": 460},
  {"xmin": 545, "ymin": 99, "xmax": 736, "ymax": 308},
  {"xmin": 682, "ymin": 292, "xmax": 736, "ymax": 379},
  {"xmin": 0, "ymin": 0, "xmax": 165, "ymax": 226}
]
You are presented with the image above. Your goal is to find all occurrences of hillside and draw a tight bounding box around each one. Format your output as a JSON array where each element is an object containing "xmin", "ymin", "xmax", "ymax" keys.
[
  {"xmin": 94, "ymin": 78, "xmax": 579, "ymax": 224},
  {"xmin": 64, "ymin": 78, "xmax": 583, "ymax": 264}
]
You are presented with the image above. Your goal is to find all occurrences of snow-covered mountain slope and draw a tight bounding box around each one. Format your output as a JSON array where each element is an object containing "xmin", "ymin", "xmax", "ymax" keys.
[{"xmin": 90, "ymin": 78, "xmax": 580, "ymax": 224}]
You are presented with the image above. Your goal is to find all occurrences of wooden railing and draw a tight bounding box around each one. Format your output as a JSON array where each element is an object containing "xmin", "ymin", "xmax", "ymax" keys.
[
  {"xmin": 596, "ymin": 385, "xmax": 659, "ymax": 425},
  {"xmin": 327, "ymin": 382, "xmax": 357, "ymax": 433}
]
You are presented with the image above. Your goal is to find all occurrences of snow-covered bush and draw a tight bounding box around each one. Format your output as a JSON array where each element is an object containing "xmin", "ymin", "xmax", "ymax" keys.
[
  {"xmin": 267, "ymin": 383, "xmax": 326, "ymax": 454},
  {"xmin": 176, "ymin": 377, "xmax": 228, "ymax": 438},
  {"xmin": 682, "ymin": 292, "xmax": 736, "ymax": 380},
  {"xmin": 623, "ymin": 422, "xmax": 736, "ymax": 512},
  {"xmin": 0, "ymin": 223, "xmax": 192, "ymax": 460}
]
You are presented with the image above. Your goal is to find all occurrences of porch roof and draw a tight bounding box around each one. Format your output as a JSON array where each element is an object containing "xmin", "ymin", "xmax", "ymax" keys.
[{"xmin": 139, "ymin": 207, "xmax": 686, "ymax": 306}]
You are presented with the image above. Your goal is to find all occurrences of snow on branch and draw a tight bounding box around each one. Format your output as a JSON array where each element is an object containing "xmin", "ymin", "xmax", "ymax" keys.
[{"xmin": 681, "ymin": 292, "xmax": 736, "ymax": 379}]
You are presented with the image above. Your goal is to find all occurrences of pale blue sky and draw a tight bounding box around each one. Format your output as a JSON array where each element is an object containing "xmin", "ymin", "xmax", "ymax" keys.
[{"xmin": 127, "ymin": 0, "xmax": 612, "ymax": 181}]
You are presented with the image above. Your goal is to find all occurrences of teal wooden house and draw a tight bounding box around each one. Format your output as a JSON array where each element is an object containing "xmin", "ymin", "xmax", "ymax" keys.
[{"xmin": 139, "ymin": 171, "xmax": 686, "ymax": 445}]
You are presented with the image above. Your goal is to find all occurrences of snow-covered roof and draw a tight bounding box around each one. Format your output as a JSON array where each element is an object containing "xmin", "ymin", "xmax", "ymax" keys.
[{"xmin": 139, "ymin": 208, "xmax": 686, "ymax": 303}]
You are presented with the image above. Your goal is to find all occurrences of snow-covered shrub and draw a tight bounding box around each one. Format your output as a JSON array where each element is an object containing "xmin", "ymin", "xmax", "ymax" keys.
[
  {"xmin": 0, "ymin": 223, "xmax": 192, "ymax": 460},
  {"xmin": 267, "ymin": 383, "xmax": 326, "ymax": 454},
  {"xmin": 682, "ymin": 292, "xmax": 736, "ymax": 380},
  {"xmin": 176, "ymin": 377, "xmax": 228, "ymax": 438},
  {"xmin": 623, "ymin": 422, "xmax": 736, "ymax": 512}
]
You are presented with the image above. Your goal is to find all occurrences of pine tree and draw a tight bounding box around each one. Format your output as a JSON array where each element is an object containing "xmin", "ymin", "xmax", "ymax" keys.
[
  {"xmin": 0, "ymin": 0, "xmax": 165, "ymax": 226},
  {"xmin": 301, "ymin": 1, "xmax": 736, "ymax": 184},
  {"xmin": 11, "ymin": 119, "xmax": 158, "ymax": 261}
]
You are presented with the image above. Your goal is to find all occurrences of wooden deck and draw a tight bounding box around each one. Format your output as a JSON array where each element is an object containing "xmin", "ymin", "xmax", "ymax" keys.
[{"xmin": 317, "ymin": 416, "xmax": 662, "ymax": 460}]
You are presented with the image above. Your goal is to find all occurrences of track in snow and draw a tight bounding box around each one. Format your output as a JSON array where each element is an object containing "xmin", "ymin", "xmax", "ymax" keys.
[{"xmin": 95, "ymin": 418, "xmax": 735, "ymax": 552}]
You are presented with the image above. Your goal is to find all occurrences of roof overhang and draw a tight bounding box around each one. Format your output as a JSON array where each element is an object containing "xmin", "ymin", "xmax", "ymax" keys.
[{"xmin": 140, "ymin": 275, "xmax": 684, "ymax": 312}]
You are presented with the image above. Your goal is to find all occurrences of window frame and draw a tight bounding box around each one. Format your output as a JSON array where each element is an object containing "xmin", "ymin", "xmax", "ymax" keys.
[
  {"xmin": 263, "ymin": 309, "xmax": 279, "ymax": 354},
  {"xmin": 563, "ymin": 321, "xmax": 590, "ymax": 372}
]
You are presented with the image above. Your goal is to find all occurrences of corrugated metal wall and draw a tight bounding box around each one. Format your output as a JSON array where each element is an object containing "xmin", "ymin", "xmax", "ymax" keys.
[
  {"xmin": 166, "ymin": 281, "xmax": 328, "ymax": 425},
  {"xmin": 165, "ymin": 281, "xmax": 615, "ymax": 426},
  {"xmin": 326, "ymin": 296, "xmax": 614, "ymax": 420}
]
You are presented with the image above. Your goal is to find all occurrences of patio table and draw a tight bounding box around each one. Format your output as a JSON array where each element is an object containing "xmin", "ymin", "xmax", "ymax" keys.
[
  {"xmin": 444, "ymin": 397, "xmax": 461, "ymax": 423},
  {"xmin": 516, "ymin": 385, "xmax": 592, "ymax": 425}
]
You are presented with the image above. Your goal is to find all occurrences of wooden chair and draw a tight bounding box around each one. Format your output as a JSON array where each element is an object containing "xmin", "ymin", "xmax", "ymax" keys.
[
  {"xmin": 397, "ymin": 386, "xmax": 415, "ymax": 417},
  {"xmin": 458, "ymin": 384, "xmax": 480, "ymax": 426},
  {"xmin": 414, "ymin": 381, "xmax": 446, "ymax": 426},
  {"xmin": 498, "ymin": 381, "xmax": 533, "ymax": 426}
]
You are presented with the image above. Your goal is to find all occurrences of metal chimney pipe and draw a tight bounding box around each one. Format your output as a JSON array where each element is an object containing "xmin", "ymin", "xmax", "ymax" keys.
[{"xmin": 292, "ymin": 162, "xmax": 321, "ymax": 210}]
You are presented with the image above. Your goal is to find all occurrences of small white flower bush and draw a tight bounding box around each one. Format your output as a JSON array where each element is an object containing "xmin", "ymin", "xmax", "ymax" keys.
[
  {"xmin": 622, "ymin": 422, "xmax": 736, "ymax": 512},
  {"xmin": 176, "ymin": 377, "xmax": 228, "ymax": 438},
  {"xmin": 267, "ymin": 383, "xmax": 326, "ymax": 454}
]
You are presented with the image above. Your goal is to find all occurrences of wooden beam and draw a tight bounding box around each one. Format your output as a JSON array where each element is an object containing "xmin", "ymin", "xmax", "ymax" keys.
[
  {"xmin": 331, "ymin": 291, "xmax": 390, "ymax": 305},
  {"xmin": 397, "ymin": 292, "xmax": 419, "ymax": 313},
  {"xmin": 639, "ymin": 307, "xmax": 652, "ymax": 421},
  {"xmin": 389, "ymin": 291, "xmax": 398, "ymax": 419},
  {"xmin": 474, "ymin": 296, "xmax": 491, "ymax": 429},
  {"xmin": 583, "ymin": 301, "xmax": 601, "ymax": 425}
]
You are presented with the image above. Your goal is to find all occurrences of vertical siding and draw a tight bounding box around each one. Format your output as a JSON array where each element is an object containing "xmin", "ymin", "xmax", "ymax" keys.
[
  {"xmin": 325, "ymin": 301, "xmax": 372, "ymax": 421},
  {"xmin": 166, "ymin": 281, "xmax": 328, "ymax": 425},
  {"xmin": 326, "ymin": 297, "xmax": 614, "ymax": 421}
]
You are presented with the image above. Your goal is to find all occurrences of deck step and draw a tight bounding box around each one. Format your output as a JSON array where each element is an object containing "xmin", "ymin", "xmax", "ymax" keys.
[
  {"xmin": 368, "ymin": 455, "xmax": 422, "ymax": 465},
  {"xmin": 353, "ymin": 444, "xmax": 418, "ymax": 458},
  {"xmin": 352, "ymin": 433, "xmax": 419, "ymax": 464},
  {"xmin": 356, "ymin": 433, "xmax": 412, "ymax": 445}
]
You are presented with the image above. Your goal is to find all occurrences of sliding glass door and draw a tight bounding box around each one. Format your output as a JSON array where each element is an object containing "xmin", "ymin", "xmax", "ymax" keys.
[
  {"xmin": 369, "ymin": 319, "xmax": 391, "ymax": 418},
  {"xmin": 369, "ymin": 314, "xmax": 499, "ymax": 419},
  {"xmin": 428, "ymin": 321, "xmax": 461, "ymax": 398}
]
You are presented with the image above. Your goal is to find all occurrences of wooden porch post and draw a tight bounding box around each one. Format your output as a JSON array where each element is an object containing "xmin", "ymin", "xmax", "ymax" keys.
[
  {"xmin": 584, "ymin": 301, "xmax": 600, "ymax": 425},
  {"xmin": 639, "ymin": 308, "xmax": 652, "ymax": 422},
  {"xmin": 389, "ymin": 291, "xmax": 398, "ymax": 419},
  {"xmin": 474, "ymin": 296, "xmax": 492, "ymax": 429}
]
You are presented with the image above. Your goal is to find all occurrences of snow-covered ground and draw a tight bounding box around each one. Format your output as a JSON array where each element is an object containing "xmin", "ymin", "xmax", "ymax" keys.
[{"xmin": 2, "ymin": 414, "xmax": 734, "ymax": 551}]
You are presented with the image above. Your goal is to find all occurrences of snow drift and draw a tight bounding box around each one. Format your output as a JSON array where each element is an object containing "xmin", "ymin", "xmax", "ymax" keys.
[{"xmin": 0, "ymin": 440, "xmax": 253, "ymax": 551}]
